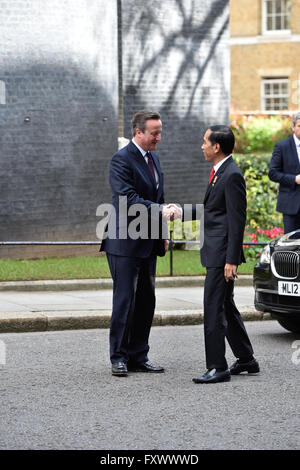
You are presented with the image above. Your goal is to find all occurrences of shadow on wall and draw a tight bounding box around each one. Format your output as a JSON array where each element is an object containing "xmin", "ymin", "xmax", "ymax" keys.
[
  {"xmin": 126, "ymin": 0, "xmax": 229, "ymax": 115},
  {"xmin": 0, "ymin": 64, "xmax": 117, "ymax": 258},
  {"xmin": 122, "ymin": 0, "xmax": 229, "ymax": 204}
]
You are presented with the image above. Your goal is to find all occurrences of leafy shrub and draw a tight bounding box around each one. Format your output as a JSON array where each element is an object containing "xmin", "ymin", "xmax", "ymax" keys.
[
  {"xmin": 231, "ymin": 113, "xmax": 292, "ymax": 153},
  {"xmin": 234, "ymin": 153, "xmax": 283, "ymax": 232}
]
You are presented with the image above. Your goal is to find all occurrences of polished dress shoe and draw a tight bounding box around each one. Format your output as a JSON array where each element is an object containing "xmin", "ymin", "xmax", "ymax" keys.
[
  {"xmin": 111, "ymin": 361, "xmax": 128, "ymax": 376},
  {"xmin": 230, "ymin": 358, "xmax": 260, "ymax": 375},
  {"xmin": 127, "ymin": 360, "xmax": 165, "ymax": 373},
  {"xmin": 193, "ymin": 368, "xmax": 231, "ymax": 384}
]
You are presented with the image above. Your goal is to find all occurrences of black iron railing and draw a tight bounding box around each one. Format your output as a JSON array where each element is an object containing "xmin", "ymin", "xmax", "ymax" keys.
[{"xmin": 0, "ymin": 233, "xmax": 268, "ymax": 277}]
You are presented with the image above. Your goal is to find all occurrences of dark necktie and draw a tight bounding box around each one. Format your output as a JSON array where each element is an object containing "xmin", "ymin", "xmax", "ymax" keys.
[
  {"xmin": 146, "ymin": 152, "xmax": 156, "ymax": 183},
  {"xmin": 209, "ymin": 168, "xmax": 215, "ymax": 184}
]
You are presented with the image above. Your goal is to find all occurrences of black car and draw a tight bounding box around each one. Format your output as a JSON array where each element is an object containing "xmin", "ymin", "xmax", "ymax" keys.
[{"xmin": 254, "ymin": 230, "xmax": 300, "ymax": 333}]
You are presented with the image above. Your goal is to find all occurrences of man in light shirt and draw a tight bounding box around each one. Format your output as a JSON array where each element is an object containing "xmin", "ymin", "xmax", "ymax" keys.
[{"xmin": 269, "ymin": 112, "xmax": 300, "ymax": 233}]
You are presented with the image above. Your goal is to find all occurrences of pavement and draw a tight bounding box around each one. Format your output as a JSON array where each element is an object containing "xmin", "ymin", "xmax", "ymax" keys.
[
  {"xmin": 1, "ymin": 322, "xmax": 298, "ymax": 450},
  {"xmin": 0, "ymin": 275, "xmax": 269, "ymax": 333}
]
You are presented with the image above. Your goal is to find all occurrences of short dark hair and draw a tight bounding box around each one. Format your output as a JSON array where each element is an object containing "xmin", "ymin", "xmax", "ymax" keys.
[
  {"xmin": 131, "ymin": 110, "xmax": 161, "ymax": 136},
  {"xmin": 208, "ymin": 125, "xmax": 235, "ymax": 155}
]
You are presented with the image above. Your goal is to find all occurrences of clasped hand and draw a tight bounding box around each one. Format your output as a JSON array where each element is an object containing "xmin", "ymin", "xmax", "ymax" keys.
[{"xmin": 162, "ymin": 204, "xmax": 182, "ymax": 221}]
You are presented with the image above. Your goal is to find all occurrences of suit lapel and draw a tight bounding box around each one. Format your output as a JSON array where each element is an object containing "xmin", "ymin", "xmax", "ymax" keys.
[
  {"xmin": 128, "ymin": 141, "xmax": 159, "ymax": 193},
  {"xmin": 289, "ymin": 136, "xmax": 300, "ymax": 171},
  {"xmin": 203, "ymin": 157, "xmax": 233, "ymax": 204}
]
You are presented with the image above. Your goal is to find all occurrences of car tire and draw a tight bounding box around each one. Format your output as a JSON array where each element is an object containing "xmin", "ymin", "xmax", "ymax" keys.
[{"xmin": 277, "ymin": 319, "xmax": 300, "ymax": 334}]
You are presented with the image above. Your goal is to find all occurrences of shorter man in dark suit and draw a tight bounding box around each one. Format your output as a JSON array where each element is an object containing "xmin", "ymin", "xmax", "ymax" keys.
[
  {"xmin": 269, "ymin": 112, "xmax": 300, "ymax": 233},
  {"xmin": 192, "ymin": 126, "xmax": 259, "ymax": 384}
]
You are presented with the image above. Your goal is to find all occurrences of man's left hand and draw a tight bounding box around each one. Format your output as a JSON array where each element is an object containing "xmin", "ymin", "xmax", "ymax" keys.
[
  {"xmin": 164, "ymin": 239, "xmax": 169, "ymax": 253},
  {"xmin": 224, "ymin": 263, "xmax": 238, "ymax": 282}
]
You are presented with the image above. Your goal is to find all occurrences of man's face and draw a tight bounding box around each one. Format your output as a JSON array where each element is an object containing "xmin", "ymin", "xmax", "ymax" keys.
[
  {"xmin": 136, "ymin": 119, "xmax": 162, "ymax": 151},
  {"xmin": 293, "ymin": 119, "xmax": 300, "ymax": 140},
  {"xmin": 201, "ymin": 129, "xmax": 217, "ymax": 163}
]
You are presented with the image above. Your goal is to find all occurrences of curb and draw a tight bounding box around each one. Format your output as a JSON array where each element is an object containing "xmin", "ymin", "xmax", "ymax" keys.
[
  {"xmin": 0, "ymin": 275, "xmax": 254, "ymax": 291},
  {"xmin": 0, "ymin": 309, "xmax": 271, "ymax": 334}
]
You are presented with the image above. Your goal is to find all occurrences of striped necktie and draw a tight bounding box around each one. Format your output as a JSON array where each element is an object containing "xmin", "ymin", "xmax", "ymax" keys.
[{"xmin": 146, "ymin": 152, "xmax": 156, "ymax": 182}]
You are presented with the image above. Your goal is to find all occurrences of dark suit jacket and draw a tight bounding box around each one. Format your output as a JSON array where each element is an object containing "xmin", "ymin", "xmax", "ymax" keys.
[
  {"xmin": 199, "ymin": 157, "xmax": 246, "ymax": 268},
  {"xmin": 268, "ymin": 135, "xmax": 300, "ymax": 215},
  {"xmin": 100, "ymin": 140, "xmax": 166, "ymax": 258}
]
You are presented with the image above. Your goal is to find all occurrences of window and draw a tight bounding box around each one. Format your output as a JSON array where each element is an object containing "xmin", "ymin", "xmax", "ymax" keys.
[
  {"xmin": 261, "ymin": 78, "xmax": 289, "ymax": 111},
  {"xmin": 262, "ymin": 0, "xmax": 291, "ymax": 33}
]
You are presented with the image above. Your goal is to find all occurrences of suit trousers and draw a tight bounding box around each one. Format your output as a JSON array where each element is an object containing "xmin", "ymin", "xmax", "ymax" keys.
[
  {"xmin": 204, "ymin": 267, "xmax": 254, "ymax": 370},
  {"xmin": 283, "ymin": 213, "xmax": 300, "ymax": 234},
  {"xmin": 106, "ymin": 253, "xmax": 157, "ymax": 364}
]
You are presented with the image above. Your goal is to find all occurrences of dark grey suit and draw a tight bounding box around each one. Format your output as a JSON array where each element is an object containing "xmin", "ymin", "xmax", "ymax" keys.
[{"xmin": 269, "ymin": 135, "xmax": 300, "ymax": 233}]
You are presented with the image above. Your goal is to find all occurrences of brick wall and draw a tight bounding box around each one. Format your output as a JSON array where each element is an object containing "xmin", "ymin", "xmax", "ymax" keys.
[
  {"xmin": 0, "ymin": 0, "xmax": 230, "ymax": 259},
  {"xmin": 230, "ymin": 0, "xmax": 261, "ymax": 37},
  {"xmin": 231, "ymin": 43, "xmax": 300, "ymax": 111},
  {"xmin": 121, "ymin": 0, "xmax": 230, "ymax": 205},
  {"xmin": 230, "ymin": 0, "xmax": 300, "ymax": 112},
  {"xmin": 0, "ymin": 0, "xmax": 118, "ymax": 258}
]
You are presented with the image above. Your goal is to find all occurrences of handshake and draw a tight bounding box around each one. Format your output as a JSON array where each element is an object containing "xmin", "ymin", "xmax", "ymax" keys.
[{"xmin": 162, "ymin": 203, "xmax": 182, "ymax": 221}]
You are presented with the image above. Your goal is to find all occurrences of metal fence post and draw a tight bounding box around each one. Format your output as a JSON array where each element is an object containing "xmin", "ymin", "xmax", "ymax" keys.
[{"xmin": 169, "ymin": 229, "xmax": 173, "ymax": 277}]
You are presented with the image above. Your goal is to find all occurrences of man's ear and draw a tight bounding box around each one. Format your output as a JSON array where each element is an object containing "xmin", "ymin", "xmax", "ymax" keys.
[{"xmin": 214, "ymin": 143, "xmax": 220, "ymax": 154}]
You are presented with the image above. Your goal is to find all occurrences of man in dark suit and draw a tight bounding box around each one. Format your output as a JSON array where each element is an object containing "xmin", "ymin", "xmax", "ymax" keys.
[
  {"xmin": 191, "ymin": 126, "xmax": 259, "ymax": 384},
  {"xmin": 100, "ymin": 110, "xmax": 174, "ymax": 377},
  {"xmin": 269, "ymin": 112, "xmax": 300, "ymax": 233}
]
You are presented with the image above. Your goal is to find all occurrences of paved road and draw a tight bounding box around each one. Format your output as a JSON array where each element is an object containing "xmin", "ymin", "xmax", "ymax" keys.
[{"xmin": 0, "ymin": 321, "xmax": 299, "ymax": 450}]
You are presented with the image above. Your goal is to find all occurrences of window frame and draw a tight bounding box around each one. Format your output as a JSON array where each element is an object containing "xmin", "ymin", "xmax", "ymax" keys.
[
  {"xmin": 261, "ymin": 77, "xmax": 289, "ymax": 111},
  {"xmin": 262, "ymin": 0, "xmax": 291, "ymax": 35}
]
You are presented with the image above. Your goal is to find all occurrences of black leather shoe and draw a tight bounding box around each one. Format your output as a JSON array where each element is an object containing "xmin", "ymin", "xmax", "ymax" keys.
[
  {"xmin": 112, "ymin": 361, "xmax": 128, "ymax": 376},
  {"xmin": 127, "ymin": 361, "xmax": 165, "ymax": 373},
  {"xmin": 193, "ymin": 368, "xmax": 231, "ymax": 384},
  {"xmin": 230, "ymin": 358, "xmax": 260, "ymax": 375}
]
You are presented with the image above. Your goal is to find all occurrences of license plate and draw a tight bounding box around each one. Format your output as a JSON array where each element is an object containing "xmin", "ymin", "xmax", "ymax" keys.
[{"xmin": 278, "ymin": 281, "xmax": 300, "ymax": 296}]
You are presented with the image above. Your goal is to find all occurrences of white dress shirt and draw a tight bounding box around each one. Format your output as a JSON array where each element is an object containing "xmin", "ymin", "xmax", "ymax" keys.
[
  {"xmin": 293, "ymin": 134, "xmax": 300, "ymax": 163},
  {"xmin": 213, "ymin": 154, "xmax": 232, "ymax": 174}
]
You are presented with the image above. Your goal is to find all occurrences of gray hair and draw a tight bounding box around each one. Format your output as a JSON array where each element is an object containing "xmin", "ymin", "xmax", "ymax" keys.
[
  {"xmin": 131, "ymin": 110, "xmax": 161, "ymax": 136},
  {"xmin": 293, "ymin": 112, "xmax": 300, "ymax": 126}
]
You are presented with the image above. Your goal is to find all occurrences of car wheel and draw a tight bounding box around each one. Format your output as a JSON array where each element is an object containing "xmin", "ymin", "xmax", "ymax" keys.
[{"xmin": 277, "ymin": 319, "xmax": 300, "ymax": 333}]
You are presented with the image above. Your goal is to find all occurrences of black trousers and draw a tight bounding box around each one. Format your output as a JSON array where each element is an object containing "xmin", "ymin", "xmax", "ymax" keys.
[
  {"xmin": 106, "ymin": 253, "xmax": 157, "ymax": 364},
  {"xmin": 204, "ymin": 267, "xmax": 254, "ymax": 370},
  {"xmin": 283, "ymin": 213, "xmax": 300, "ymax": 234}
]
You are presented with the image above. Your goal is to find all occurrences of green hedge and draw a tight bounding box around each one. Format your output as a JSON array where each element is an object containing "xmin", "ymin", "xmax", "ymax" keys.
[
  {"xmin": 234, "ymin": 152, "xmax": 283, "ymax": 231},
  {"xmin": 231, "ymin": 113, "xmax": 292, "ymax": 153},
  {"xmin": 234, "ymin": 152, "xmax": 284, "ymax": 258}
]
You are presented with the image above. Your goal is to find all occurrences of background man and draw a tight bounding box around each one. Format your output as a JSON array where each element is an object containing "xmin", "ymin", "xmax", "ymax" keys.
[
  {"xmin": 191, "ymin": 126, "xmax": 259, "ymax": 384},
  {"xmin": 101, "ymin": 110, "xmax": 174, "ymax": 377},
  {"xmin": 269, "ymin": 112, "xmax": 300, "ymax": 233}
]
